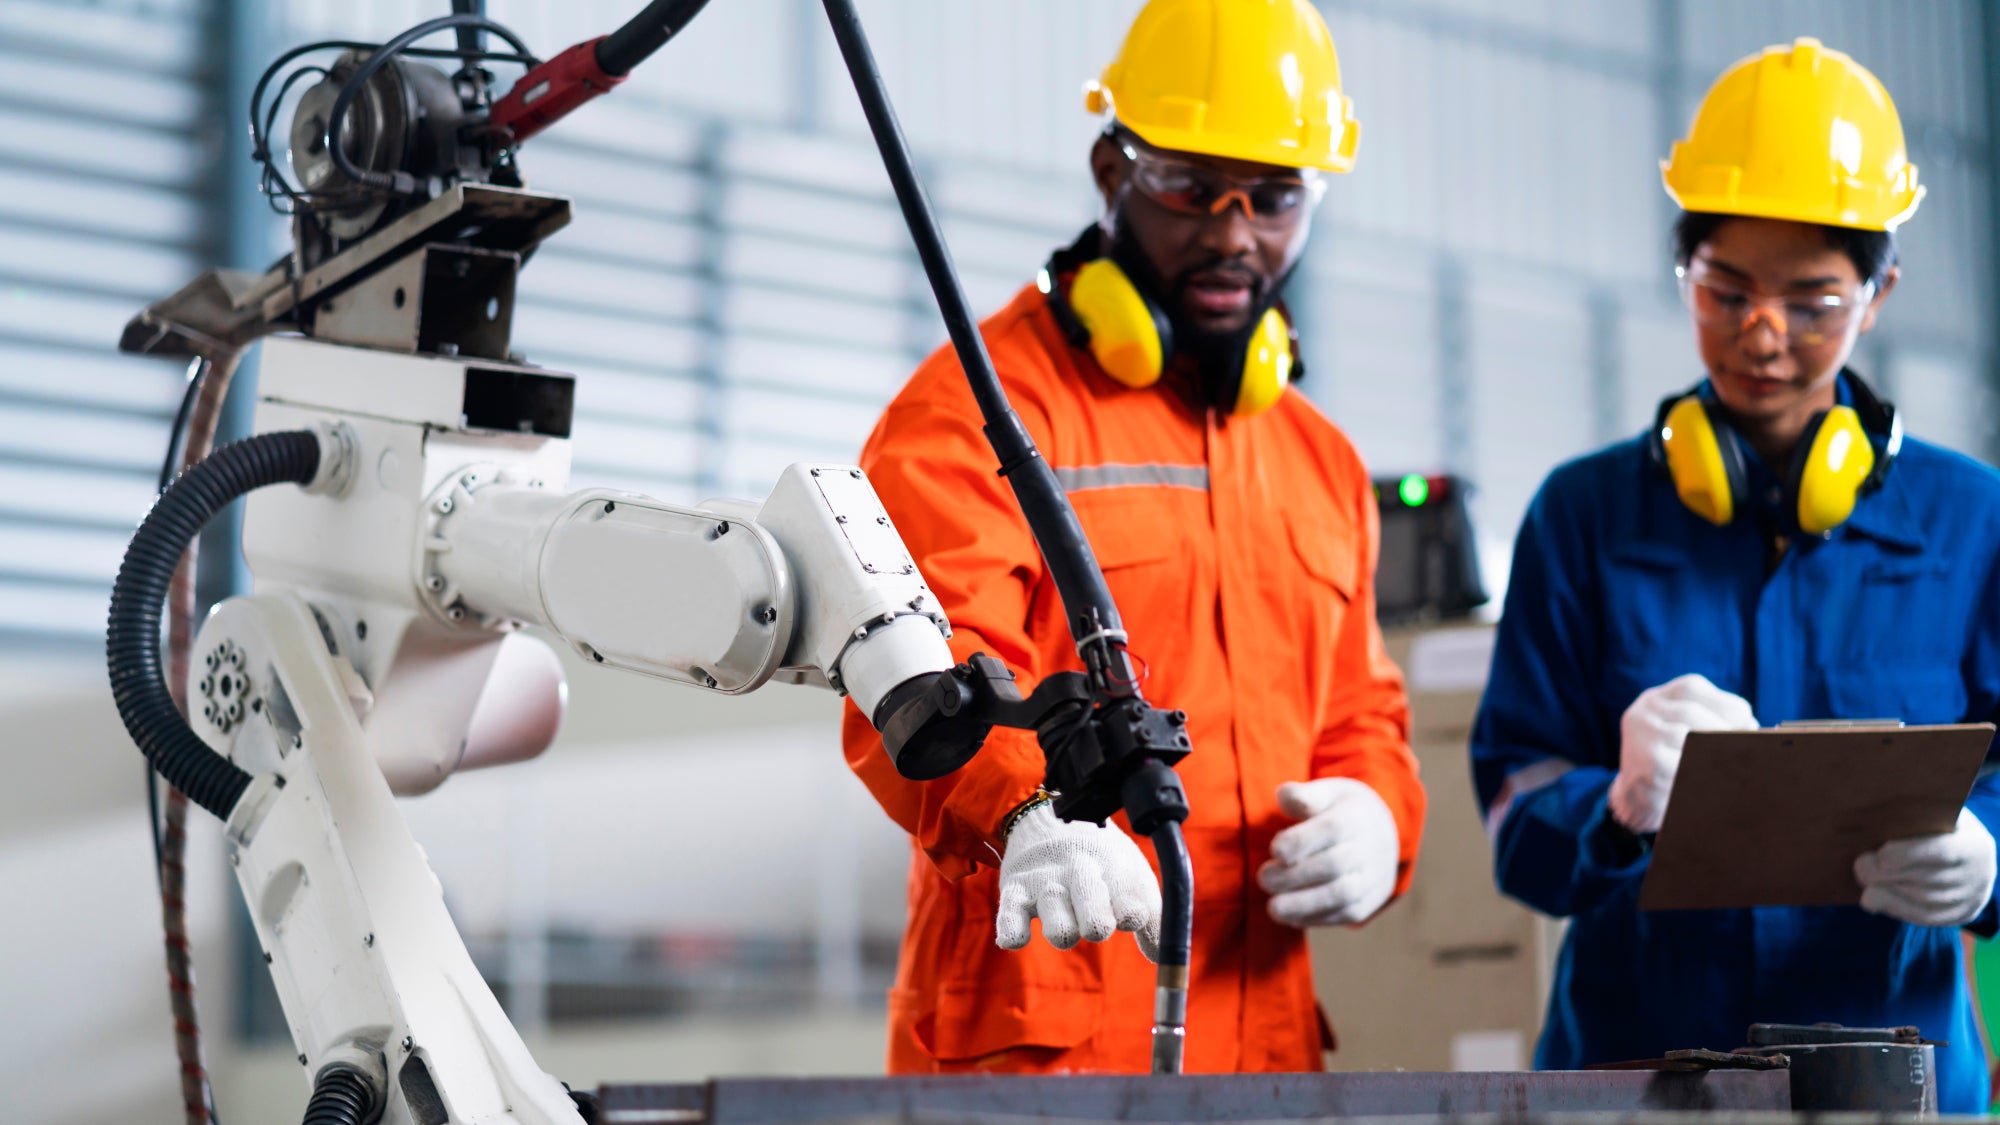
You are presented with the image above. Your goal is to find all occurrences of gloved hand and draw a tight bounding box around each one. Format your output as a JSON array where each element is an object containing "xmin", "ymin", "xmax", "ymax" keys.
[
  {"xmin": 1258, "ymin": 777, "xmax": 1400, "ymax": 927},
  {"xmin": 1854, "ymin": 807, "xmax": 1998, "ymax": 928},
  {"xmin": 995, "ymin": 803, "xmax": 1161, "ymax": 960},
  {"xmin": 1607, "ymin": 673, "xmax": 1758, "ymax": 834}
]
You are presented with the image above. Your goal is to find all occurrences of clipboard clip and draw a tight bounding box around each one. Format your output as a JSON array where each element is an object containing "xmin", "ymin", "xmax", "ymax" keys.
[{"xmin": 1776, "ymin": 718, "xmax": 1906, "ymax": 729}]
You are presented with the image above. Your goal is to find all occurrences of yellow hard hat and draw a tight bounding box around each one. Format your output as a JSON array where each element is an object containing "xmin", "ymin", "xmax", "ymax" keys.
[
  {"xmin": 1662, "ymin": 38, "xmax": 1923, "ymax": 231},
  {"xmin": 1083, "ymin": 0, "xmax": 1358, "ymax": 173}
]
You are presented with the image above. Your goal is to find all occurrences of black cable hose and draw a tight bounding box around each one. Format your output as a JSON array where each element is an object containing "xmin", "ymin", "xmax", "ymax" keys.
[
  {"xmin": 1151, "ymin": 821, "xmax": 1194, "ymax": 969},
  {"xmin": 596, "ymin": 0, "xmax": 715, "ymax": 77},
  {"xmin": 300, "ymin": 1067, "xmax": 373, "ymax": 1125},
  {"xmin": 818, "ymin": 0, "xmax": 1136, "ymax": 690},
  {"xmin": 107, "ymin": 431, "xmax": 322, "ymax": 822}
]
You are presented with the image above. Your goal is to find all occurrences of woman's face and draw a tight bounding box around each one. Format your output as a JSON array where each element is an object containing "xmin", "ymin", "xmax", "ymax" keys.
[{"xmin": 1685, "ymin": 218, "xmax": 1895, "ymax": 426}]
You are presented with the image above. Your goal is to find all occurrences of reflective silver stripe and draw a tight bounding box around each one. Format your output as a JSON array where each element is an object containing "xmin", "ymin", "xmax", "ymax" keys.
[
  {"xmin": 1052, "ymin": 463, "xmax": 1209, "ymax": 493},
  {"xmin": 1484, "ymin": 758, "xmax": 1577, "ymax": 843}
]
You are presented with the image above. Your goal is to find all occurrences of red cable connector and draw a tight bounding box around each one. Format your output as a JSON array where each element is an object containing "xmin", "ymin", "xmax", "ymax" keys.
[{"xmin": 489, "ymin": 36, "xmax": 627, "ymax": 147}]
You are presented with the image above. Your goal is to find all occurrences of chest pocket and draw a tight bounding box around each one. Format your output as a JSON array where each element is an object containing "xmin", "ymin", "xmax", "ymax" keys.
[
  {"xmin": 1825, "ymin": 663, "xmax": 1968, "ymax": 726},
  {"xmin": 1837, "ymin": 557, "xmax": 1961, "ymax": 665},
  {"xmin": 1282, "ymin": 505, "xmax": 1358, "ymax": 668},
  {"xmin": 1067, "ymin": 488, "xmax": 1202, "ymax": 664}
]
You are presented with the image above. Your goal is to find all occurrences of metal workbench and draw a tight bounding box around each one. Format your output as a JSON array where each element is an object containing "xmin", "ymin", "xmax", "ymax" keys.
[{"xmin": 595, "ymin": 1069, "xmax": 1794, "ymax": 1124}]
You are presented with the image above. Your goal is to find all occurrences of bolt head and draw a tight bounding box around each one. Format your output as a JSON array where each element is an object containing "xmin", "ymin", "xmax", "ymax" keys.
[
  {"xmin": 436, "ymin": 497, "xmax": 454, "ymax": 514},
  {"xmin": 298, "ymin": 1054, "xmax": 308, "ymax": 1066},
  {"xmin": 402, "ymin": 1036, "xmax": 414, "ymax": 1052},
  {"xmin": 426, "ymin": 575, "xmax": 444, "ymax": 591}
]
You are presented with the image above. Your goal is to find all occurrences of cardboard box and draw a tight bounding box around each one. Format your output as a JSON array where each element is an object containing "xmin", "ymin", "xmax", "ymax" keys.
[{"xmin": 1309, "ymin": 624, "xmax": 1564, "ymax": 1072}]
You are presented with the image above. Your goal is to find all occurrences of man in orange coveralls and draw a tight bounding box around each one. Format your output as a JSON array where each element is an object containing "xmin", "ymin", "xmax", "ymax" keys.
[{"xmin": 841, "ymin": 0, "xmax": 1424, "ymax": 1074}]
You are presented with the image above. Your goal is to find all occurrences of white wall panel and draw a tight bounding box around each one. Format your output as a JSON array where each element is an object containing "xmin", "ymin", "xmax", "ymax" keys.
[
  {"xmin": 1465, "ymin": 269, "xmax": 1594, "ymax": 551},
  {"xmin": 1616, "ymin": 306, "xmax": 1703, "ymax": 436},
  {"xmin": 1887, "ymin": 347, "xmax": 1994, "ymax": 459}
]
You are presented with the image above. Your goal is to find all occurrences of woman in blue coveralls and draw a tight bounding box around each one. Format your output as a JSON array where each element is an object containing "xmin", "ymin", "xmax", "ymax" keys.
[{"xmin": 1471, "ymin": 38, "xmax": 2000, "ymax": 1113}]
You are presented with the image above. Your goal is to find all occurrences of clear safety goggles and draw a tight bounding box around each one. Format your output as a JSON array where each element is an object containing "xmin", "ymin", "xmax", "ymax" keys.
[
  {"xmin": 1119, "ymin": 138, "xmax": 1325, "ymax": 227},
  {"xmin": 1676, "ymin": 263, "xmax": 1874, "ymax": 349}
]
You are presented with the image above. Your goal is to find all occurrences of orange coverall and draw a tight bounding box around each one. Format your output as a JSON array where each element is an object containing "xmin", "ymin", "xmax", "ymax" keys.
[{"xmin": 841, "ymin": 282, "xmax": 1423, "ymax": 1074}]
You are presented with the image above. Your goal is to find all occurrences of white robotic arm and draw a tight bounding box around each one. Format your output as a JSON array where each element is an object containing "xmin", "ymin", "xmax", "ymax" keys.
[
  {"xmin": 422, "ymin": 461, "xmax": 952, "ymax": 724},
  {"xmin": 134, "ymin": 334, "xmax": 963, "ymax": 1125}
]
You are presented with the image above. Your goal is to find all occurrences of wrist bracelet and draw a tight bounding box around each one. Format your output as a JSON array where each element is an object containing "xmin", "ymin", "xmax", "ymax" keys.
[{"xmin": 1001, "ymin": 788, "xmax": 1058, "ymax": 839}]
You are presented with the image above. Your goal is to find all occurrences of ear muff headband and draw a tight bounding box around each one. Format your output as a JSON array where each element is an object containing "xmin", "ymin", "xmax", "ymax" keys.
[
  {"xmin": 1650, "ymin": 369, "xmax": 1900, "ymax": 534},
  {"xmin": 1657, "ymin": 394, "xmax": 1745, "ymax": 526},
  {"xmin": 1040, "ymin": 228, "xmax": 1298, "ymax": 416}
]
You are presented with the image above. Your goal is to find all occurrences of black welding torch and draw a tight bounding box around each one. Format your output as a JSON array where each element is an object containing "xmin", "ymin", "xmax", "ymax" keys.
[{"xmin": 817, "ymin": 0, "xmax": 1197, "ymax": 1074}]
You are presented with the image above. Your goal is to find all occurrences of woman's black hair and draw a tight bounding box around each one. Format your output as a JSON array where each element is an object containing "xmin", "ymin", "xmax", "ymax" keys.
[{"xmin": 1672, "ymin": 210, "xmax": 1898, "ymax": 289}]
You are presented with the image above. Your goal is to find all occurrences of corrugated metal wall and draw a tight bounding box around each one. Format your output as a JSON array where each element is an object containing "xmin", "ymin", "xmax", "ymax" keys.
[
  {"xmin": 0, "ymin": 0, "xmax": 213, "ymax": 643},
  {"xmin": 2, "ymin": 0, "xmax": 1992, "ymax": 645}
]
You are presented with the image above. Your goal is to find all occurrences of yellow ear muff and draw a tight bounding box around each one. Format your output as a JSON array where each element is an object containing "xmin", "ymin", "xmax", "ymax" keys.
[
  {"xmin": 1660, "ymin": 396, "xmax": 1738, "ymax": 525},
  {"xmin": 1069, "ymin": 258, "xmax": 1167, "ymax": 388},
  {"xmin": 1233, "ymin": 306, "xmax": 1293, "ymax": 416},
  {"xmin": 1793, "ymin": 405, "xmax": 1876, "ymax": 535}
]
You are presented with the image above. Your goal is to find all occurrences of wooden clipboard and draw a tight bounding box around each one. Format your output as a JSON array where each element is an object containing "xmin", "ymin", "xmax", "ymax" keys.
[{"xmin": 1637, "ymin": 722, "xmax": 1994, "ymax": 912}]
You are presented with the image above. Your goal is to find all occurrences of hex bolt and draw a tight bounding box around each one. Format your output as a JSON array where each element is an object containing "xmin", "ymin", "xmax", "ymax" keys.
[
  {"xmin": 849, "ymin": 470, "xmax": 862, "ymax": 479},
  {"xmin": 425, "ymin": 575, "xmax": 445, "ymax": 592},
  {"xmin": 447, "ymin": 606, "xmax": 466, "ymax": 621},
  {"xmin": 604, "ymin": 501, "xmax": 617, "ymax": 514},
  {"xmin": 262, "ymin": 950, "xmax": 271, "ymax": 963},
  {"xmin": 435, "ymin": 497, "xmax": 454, "ymax": 514},
  {"xmin": 854, "ymin": 626, "xmax": 869, "ymax": 640},
  {"xmin": 876, "ymin": 516, "xmax": 889, "ymax": 525},
  {"xmin": 402, "ymin": 1037, "xmax": 414, "ymax": 1052},
  {"xmin": 298, "ymin": 1054, "xmax": 308, "ymax": 1066},
  {"xmin": 758, "ymin": 606, "xmax": 778, "ymax": 625},
  {"xmin": 835, "ymin": 515, "xmax": 848, "ymax": 524},
  {"xmin": 364, "ymin": 933, "xmax": 375, "ymax": 948}
]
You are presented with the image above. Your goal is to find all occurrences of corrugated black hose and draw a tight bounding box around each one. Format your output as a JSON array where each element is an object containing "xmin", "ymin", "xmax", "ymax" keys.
[
  {"xmin": 300, "ymin": 1066, "xmax": 374, "ymax": 1125},
  {"xmin": 106, "ymin": 430, "xmax": 322, "ymax": 821}
]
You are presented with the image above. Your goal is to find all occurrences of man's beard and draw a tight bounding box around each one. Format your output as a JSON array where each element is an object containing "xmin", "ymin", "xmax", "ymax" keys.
[{"xmin": 1106, "ymin": 218, "xmax": 1293, "ymax": 406}]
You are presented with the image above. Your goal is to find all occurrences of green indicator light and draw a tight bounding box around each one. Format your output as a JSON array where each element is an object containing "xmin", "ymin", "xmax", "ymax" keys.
[{"xmin": 1398, "ymin": 474, "xmax": 1429, "ymax": 508}]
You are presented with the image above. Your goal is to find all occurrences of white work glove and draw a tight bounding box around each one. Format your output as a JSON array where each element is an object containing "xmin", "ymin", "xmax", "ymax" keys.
[
  {"xmin": 995, "ymin": 803, "xmax": 1161, "ymax": 960},
  {"xmin": 1854, "ymin": 807, "xmax": 1998, "ymax": 928},
  {"xmin": 1607, "ymin": 673, "xmax": 1758, "ymax": 835},
  {"xmin": 1259, "ymin": 778, "xmax": 1400, "ymax": 927}
]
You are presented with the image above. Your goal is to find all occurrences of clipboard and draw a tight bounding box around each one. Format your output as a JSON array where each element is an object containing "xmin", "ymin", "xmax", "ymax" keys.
[{"xmin": 1637, "ymin": 722, "xmax": 1995, "ymax": 912}]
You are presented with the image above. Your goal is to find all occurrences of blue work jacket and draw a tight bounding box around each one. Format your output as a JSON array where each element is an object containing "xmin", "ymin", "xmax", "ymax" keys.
[{"xmin": 1472, "ymin": 382, "xmax": 2000, "ymax": 1114}]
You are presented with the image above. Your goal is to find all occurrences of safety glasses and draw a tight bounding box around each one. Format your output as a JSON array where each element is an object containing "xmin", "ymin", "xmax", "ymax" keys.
[
  {"xmin": 1677, "ymin": 263, "xmax": 1874, "ymax": 349},
  {"xmin": 1120, "ymin": 139, "xmax": 1324, "ymax": 227}
]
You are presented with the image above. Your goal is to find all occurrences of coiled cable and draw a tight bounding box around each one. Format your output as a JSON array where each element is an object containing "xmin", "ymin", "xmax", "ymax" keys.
[{"xmin": 107, "ymin": 430, "xmax": 322, "ymax": 820}]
